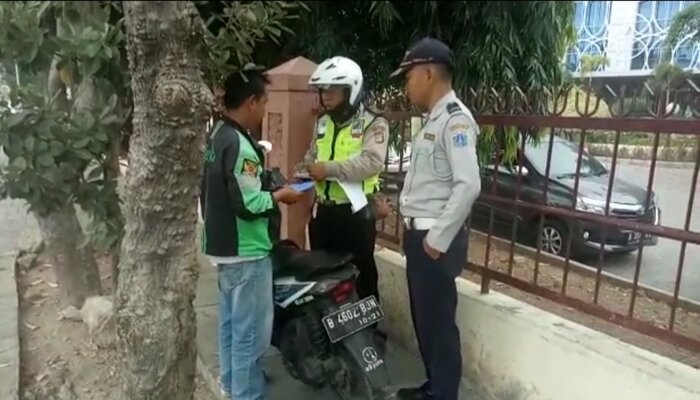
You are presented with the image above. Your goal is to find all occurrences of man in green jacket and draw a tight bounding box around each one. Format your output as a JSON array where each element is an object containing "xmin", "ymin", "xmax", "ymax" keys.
[{"xmin": 200, "ymin": 69, "xmax": 302, "ymax": 400}]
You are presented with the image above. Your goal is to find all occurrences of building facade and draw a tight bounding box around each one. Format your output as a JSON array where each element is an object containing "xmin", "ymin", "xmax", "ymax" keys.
[{"xmin": 567, "ymin": 1, "xmax": 700, "ymax": 77}]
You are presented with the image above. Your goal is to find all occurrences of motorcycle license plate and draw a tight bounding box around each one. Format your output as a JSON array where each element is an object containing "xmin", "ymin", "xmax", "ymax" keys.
[{"xmin": 321, "ymin": 296, "xmax": 385, "ymax": 343}]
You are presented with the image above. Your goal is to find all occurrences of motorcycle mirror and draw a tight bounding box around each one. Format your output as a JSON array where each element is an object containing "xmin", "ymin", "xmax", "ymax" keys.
[{"xmin": 258, "ymin": 140, "xmax": 273, "ymax": 154}]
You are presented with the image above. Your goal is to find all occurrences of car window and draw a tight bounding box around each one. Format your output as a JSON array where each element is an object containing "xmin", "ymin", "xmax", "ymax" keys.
[
  {"xmin": 524, "ymin": 135, "xmax": 607, "ymax": 178},
  {"xmin": 483, "ymin": 149, "xmax": 523, "ymax": 175}
]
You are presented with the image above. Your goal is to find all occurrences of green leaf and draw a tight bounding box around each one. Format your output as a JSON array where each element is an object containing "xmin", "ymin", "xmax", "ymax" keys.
[
  {"xmin": 101, "ymin": 114, "xmax": 121, "ymax": 126},
  {"xmin": 11, "ymin": 157, "xmax": 27, "ymax": 171},
  {"xmin": 88, "ymin": 59, "xmax": 102, "ymax": 75},
  {"xmin": 266, "ymin": 26, "xmax": 281, "ymax": 36},
  {"xmin": 74, "ymin": 137, "xmax": 91, "ymax": 149},
  {"xmin": 95, "ymin": 130, "xmax": 109, "ymax": 143},
  {"xmin": 74, "ymin": 149, "xmax": 93, "ymax": 161},
  {"xmin": 50, "ymin": 141, "xmax": 64, "ymax": 156},
  {"xmin": 37, "ymin": 154, "xmax": 54, "ymax": 167},
  {"xmin": 24, "ymin": 136, "xmax": 35, "ymax": 152},
  {"xmin": 36, "ymin": 140, "xmax": 49, "ymax": 153},
  {"xmin": 5, "ymin": 112, "xmax": 27, "ymax": 128},
  {"xmin": 107, "ymin": 94, "xmax": 118, "ymax": 111}
]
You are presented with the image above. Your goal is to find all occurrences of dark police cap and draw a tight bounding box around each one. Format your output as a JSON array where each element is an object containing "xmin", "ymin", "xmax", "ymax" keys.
[{"xmin": 390, "ymin": 37, "xmax": 453, "ymax": 78}]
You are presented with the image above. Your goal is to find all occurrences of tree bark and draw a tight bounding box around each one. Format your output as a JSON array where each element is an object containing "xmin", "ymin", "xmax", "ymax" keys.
[
  {"xmin": 105, "ymin": 133, "xmax": 123, "ymax": 295},
  {"xmin": 35, "ymin": 205, "xmax": 102, "ymax": 308},
  {"xmin": 116, "ymin": 2, "xmax": 212, "ymax": 399}
]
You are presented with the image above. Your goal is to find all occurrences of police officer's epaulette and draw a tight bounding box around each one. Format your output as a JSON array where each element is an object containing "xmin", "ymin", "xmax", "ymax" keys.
[
  {"xmin": 446, "ymin": 102, "xmax": 463, "ymax": 115},
  {"xmin": 364, "ymin": 105, "xmax": 384, "ymax": 117}
]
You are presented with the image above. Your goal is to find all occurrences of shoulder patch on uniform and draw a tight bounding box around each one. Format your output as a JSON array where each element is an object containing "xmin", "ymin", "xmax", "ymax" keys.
[
  {"xmin": 372, "ymin": 124, "xmax": 386, "ymax": 144},
  {"xmin": 446, "ymin": 102, "xmax": 462, "ymax": 115},
  {"xmin": 242, "ymin": 158, "xmax": 259, "ymax": 177},
  {"xmin": 452, "ymin": 132, "xmax": 468, "ymax": 148},
  {"xmin": 448, "ymin": 122, "xmax": 469, "ymax": 132}
]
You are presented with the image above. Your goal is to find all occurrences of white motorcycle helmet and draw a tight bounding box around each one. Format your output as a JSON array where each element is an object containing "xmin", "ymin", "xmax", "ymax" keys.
[{"xmin": 309, "ymin": 56, "xmax": 364, "ymax": 110}]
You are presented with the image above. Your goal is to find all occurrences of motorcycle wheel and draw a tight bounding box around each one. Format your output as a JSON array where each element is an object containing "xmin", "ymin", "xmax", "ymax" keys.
[{"xmin": 332, "ymin": 347, "xmax": 378, "ymax": 400}]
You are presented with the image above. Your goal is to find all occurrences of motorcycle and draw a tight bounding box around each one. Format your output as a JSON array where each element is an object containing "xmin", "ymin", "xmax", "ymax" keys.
[{"xmin": 270, "ymin": 239, "xmax": 394, "ymax": 399}]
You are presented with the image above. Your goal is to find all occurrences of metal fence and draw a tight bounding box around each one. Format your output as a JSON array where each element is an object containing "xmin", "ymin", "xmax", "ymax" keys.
[{"xmin": 375, "ymin": 80, "xmax": 700, "ymax": 354}]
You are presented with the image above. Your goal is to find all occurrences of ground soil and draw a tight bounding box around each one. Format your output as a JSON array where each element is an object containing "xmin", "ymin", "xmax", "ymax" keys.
[
  {"xmin": 377, "ymin": 215, "xmax": 700, "ymax": 369},
  {"xmin": 17, "ymin": 253, "xmax": 216, "ymax": 400}
]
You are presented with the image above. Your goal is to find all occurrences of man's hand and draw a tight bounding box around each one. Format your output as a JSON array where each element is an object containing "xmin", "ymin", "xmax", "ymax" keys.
[
  {"xmin": 423, "ymin": 238, "xmax": 442, "ymax": 260},
  {"xmin": 373, "ymin": 195, "xmax": 393, "ymax": 220},
  {"xmin": 273, "ymin": 187, "xmax": 304, "ymax": 205},
  {"xmin": 308, "ymin": 163, "xmax": 328, "ymax": 181}
]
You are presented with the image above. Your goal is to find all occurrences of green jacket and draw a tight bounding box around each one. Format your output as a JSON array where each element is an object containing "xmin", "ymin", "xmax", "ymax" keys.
[{"xmin": 200, "ymin": 117, "xmax": 279, "ymax": 258}]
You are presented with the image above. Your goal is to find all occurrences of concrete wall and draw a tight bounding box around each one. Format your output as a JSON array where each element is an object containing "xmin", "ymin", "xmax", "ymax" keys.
[{"xmin": 375, "ymin": 248, "xmax": 700, "ymax": 400}]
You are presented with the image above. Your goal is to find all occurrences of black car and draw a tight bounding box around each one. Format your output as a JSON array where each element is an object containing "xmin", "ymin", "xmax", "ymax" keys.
[{"xmin": 472, "ymin": 134, "xmax": 661, "ymax": 259}]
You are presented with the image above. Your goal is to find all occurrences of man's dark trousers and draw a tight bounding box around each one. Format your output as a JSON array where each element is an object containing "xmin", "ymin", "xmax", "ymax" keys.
[{"xmin": 403, "ymin": 226, "xmax": 468, "ymax": 400}]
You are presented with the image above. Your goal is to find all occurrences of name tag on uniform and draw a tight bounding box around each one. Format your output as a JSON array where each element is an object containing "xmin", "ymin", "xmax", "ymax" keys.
[
  {"xmin": 423, "ymin": 132, "xmax": 436, "ymax": 141},
  {"xmin": 351, "ymin": 119, "xmax": 363, "ymax": 138},
  {"xmin": 316, "ymin": 120, "xmax": 327, "ymax": 138}
]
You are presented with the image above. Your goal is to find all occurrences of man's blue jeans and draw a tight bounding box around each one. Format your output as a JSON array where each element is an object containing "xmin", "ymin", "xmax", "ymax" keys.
[{"xmin": 217, "ymin": 257, "xmax": 274, "ymax": 400}]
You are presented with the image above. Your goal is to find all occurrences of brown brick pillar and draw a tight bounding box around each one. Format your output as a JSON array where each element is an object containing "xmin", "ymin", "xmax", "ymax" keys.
[{"xmin": 263, "ymin": 57, "xmax": 319, "ymax": 248}]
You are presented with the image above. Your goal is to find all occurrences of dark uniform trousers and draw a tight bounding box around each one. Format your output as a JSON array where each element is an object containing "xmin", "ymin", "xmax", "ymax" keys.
[
  {"xmin": 308, "ymin": 203, "xmax": 379, "ymax": 302},
  {"xmin": 403, "ymin": 224, "xmax": 469, "ymax": 400}
]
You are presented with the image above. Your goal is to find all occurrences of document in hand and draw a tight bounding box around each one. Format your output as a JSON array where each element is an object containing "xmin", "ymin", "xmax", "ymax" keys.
[
  {"xmin": 289, "ymin": 180, "xmax": 316, "ymax": 193},
  {"xmin": 330, "ymin": 179, "xmax": 368, "ymax": 213}
]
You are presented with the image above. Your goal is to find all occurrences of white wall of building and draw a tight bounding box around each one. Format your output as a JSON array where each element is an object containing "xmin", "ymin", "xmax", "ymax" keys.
[{"xmin": 569, "ymin": 0, "xmax": 700, "ymax": 77}]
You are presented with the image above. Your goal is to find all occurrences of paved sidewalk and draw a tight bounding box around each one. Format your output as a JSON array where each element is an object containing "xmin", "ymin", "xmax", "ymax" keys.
[
  {"xmin": 194, "ymin": 263, "xmax": 485, "ymax": 400},
  {"xmin": 0, "ymin": 194, "xmax": 39, "ymax": 400}
]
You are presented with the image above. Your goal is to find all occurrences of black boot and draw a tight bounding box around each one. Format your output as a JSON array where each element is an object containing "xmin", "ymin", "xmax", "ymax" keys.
[{"xmin": 397, "ymin": 382, "xmax": 433, "ymax": 400}]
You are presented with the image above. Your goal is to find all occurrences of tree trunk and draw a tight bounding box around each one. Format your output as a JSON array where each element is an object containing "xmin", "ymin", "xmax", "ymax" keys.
[
  {"xmin": 116, "ymin": 2, "xmax": 212, "ymax": 399},
  {"xmin": 105, "ymin": 131, "xmax": 123, "ymax": 296},
  {"xmin": 35, "ymin": 205, "xmax": 102, "ymax": 308}
]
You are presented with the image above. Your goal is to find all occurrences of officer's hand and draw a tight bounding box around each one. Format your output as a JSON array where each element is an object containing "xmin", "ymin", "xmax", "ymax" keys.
[
  {"xmin": 273, "ymin": 187, "xmax": 304, "ymax": 205},
  {"xmin": 423, "ymin": 238, "xmax": 442, "ymax": 260},
  {"xmin": 308, "ymin": 163, "xmax": 328, "ymax": 180}
]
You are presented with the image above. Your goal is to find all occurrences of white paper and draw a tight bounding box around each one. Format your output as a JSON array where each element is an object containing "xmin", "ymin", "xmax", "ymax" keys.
[
  {"xmin": 273, "ymin": 276, "xmax": 316, "ymax": 308},
  {"xmin": 331, "ymin": 179, "xmax": 368, "ymax": 213}
]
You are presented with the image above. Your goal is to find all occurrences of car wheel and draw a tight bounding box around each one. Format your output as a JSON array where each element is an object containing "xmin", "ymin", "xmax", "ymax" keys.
[{"xmin": 538, "ymin": 220, "xmax": 567, "ymax": 256}]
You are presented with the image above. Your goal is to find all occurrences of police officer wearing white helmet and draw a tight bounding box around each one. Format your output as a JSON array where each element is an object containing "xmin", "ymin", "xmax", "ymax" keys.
[
  {"xmin": 391, "ymin": 38, "xmax": 481, "ymax": 400},
  {"xmin": 296, "ymin": 56, "xmax": 390, "ymax": 307}
]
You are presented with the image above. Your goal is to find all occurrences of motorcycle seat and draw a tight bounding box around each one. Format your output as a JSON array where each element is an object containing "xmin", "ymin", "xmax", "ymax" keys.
[{"xmin": 271, "ymin": 240, "xmax": 354, "ymax": 281}]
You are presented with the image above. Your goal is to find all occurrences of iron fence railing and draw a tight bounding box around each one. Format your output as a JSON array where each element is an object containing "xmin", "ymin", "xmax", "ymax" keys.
[{"xmin": 376, "ymin": 81, "xmax": 700, "ymax": 354}]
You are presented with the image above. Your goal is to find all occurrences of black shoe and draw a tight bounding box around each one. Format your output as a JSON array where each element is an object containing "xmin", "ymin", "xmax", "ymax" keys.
[{"xmin": 396, "ymin": 383, "xmax": 433, "ymax": 400}]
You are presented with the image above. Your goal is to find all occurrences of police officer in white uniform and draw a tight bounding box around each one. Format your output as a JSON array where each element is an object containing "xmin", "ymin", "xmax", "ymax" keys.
[{"xmin": 391, "ymin": 38, "xmax": 481, "ymax": 400}]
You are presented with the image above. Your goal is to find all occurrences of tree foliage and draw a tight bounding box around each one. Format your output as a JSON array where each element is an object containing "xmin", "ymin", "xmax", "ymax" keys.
[
  {"xmin": 258, "ymin": 1, "xmax": 575, "ymax": 102},
  {"xmin": 663, "ymin": 2, "xmax": 700, "ymax": 62},
  {"xmin": 0, "ymin": 1, "xmax": 129, "ymax": 250},
  {"xmin": 197, "ymin": 1, "xmax": 305, "ymax": 86},
  {"xmin": 253, "ymin": 1, "xmax": 575, "ymax": 165}
]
